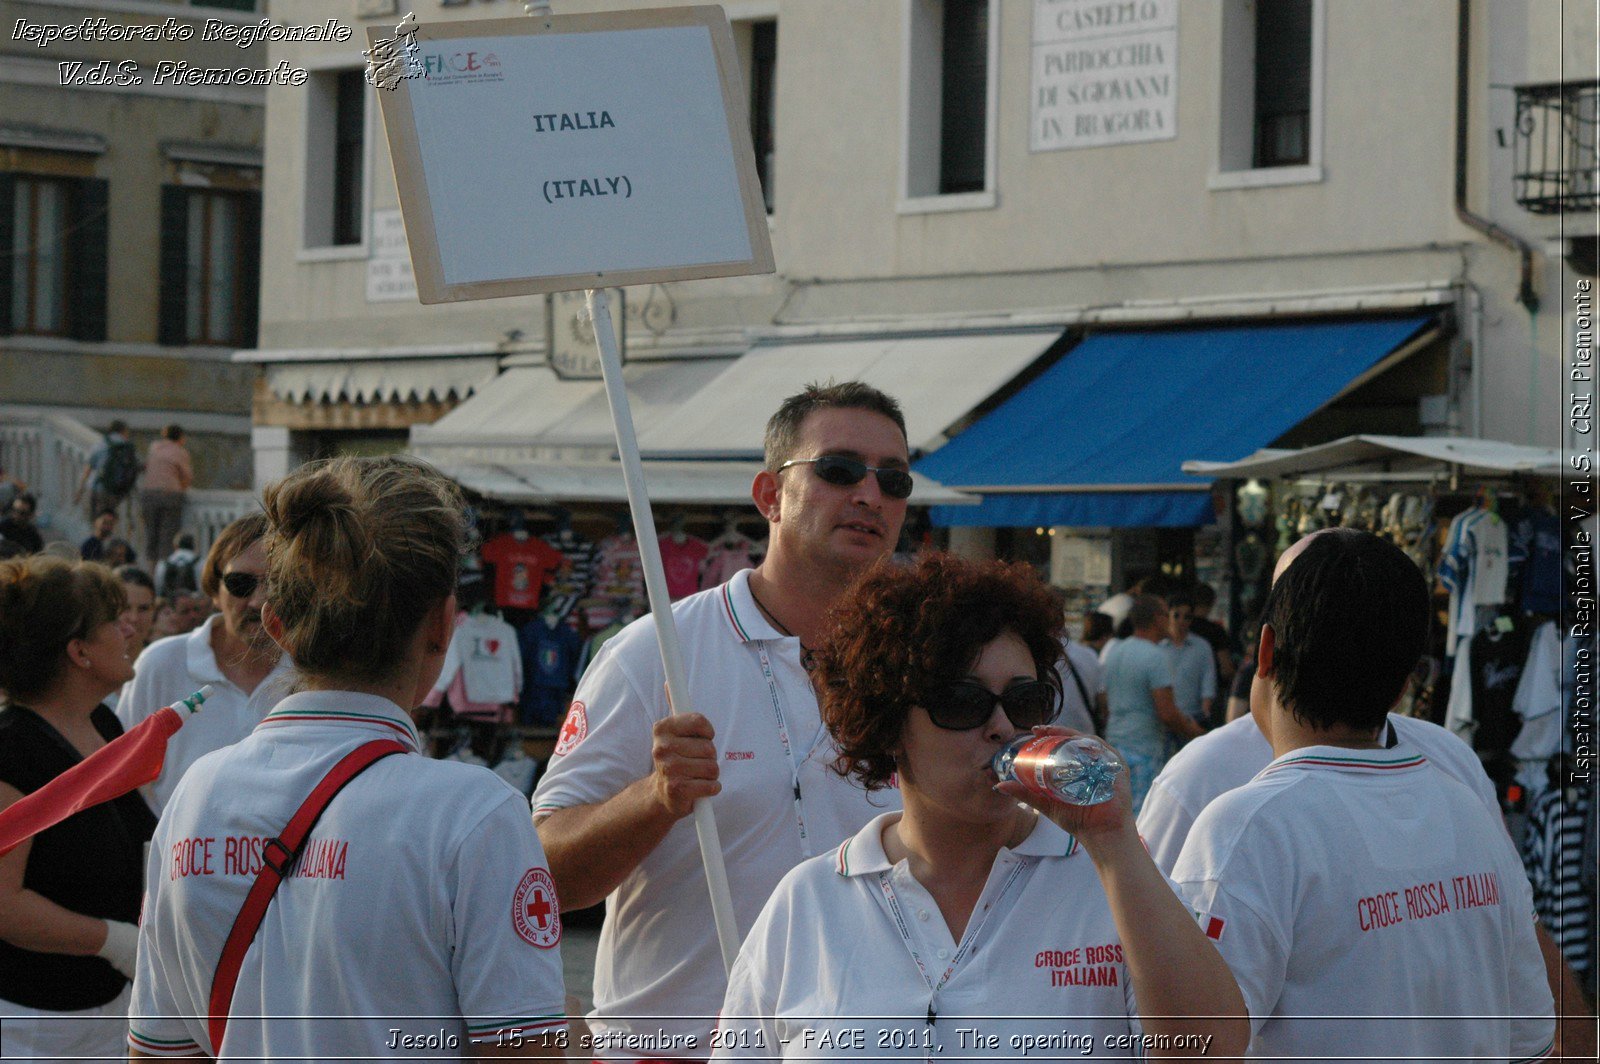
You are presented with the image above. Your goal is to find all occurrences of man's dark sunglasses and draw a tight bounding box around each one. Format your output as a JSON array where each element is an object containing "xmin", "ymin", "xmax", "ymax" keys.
[
  {"xmin": 221, "ymin": 572, "xmax": 261, "ymax": 599},
  {"xmin": 777, "ymin": 455, "xmax": 914, "ymax": 500},
  {"xmin": 925, "ymin": 679, "xmax": 1058, "ymax": 731}
]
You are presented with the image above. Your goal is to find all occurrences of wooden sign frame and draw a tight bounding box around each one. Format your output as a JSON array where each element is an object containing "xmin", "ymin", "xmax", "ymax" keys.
[{"xmin": 369, "ymin": 7, "xmax": 775, "ymax": 304}]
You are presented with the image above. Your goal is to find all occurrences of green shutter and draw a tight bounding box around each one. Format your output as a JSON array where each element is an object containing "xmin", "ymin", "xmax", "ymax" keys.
[
  {"xmin": 68, "ymin": 178, "xmax": 109, "ymax": 341},
  {"xmin": 157, "ymin": 185, "xmax": 188, "ymax": 346},
  {"xmin": 0, "ymin": 173, "xmax": 14, "ymax": 336},
  {"xmin": 237, "ymin": 191, "xmax": 260, "ymax": 348}
]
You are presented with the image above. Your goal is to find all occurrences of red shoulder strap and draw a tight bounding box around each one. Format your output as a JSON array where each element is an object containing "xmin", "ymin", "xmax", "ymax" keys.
[{"xmin": 207, "ymin": 739, "xmax": 407, "ymax": 1054}]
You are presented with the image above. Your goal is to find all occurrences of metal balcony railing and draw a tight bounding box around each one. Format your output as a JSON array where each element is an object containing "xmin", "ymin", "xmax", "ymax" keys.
[{"xmin": 1513, "ymin": 80, "xmax": 1599, "ymax": 214}]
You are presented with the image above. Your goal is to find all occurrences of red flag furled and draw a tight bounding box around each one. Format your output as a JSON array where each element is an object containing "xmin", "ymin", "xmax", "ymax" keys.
[{"xmin": 0, "ymin": 687, "xmax": 210, "ymax": 856}]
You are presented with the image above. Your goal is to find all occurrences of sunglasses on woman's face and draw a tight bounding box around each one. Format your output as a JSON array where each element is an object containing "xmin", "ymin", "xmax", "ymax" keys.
[
  {"xmin": 776, "ymin": 455, "xmax": 915, "ymax": 500},
  {"xmin": 923, "ymin": 679, "xmax": 1058, "ymax": 731},
  {"xmin": 221, "ymin": 571, "xmax": 261, "ymax": 599}
]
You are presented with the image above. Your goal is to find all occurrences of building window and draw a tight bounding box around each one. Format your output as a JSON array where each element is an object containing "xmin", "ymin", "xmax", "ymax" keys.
[
  {"xmin": 184, "ymin": 192, "xmax": 242, "ymax": 345},
  {"xmin": 903, "ymin": 0, "xmax": 998, "ymax": 207},
  {"xmin": 749, "ymin": 19, "xmax": 777, "ymax": 214},
  {"xmin": 305, "ymin": 69, "xmax": 366, "ymax": 248},
  {"xmin": 0, "ymin": 172, "xmax": 108, "ymax": 340},
  {"xmin": 161, "ymin": 186, "xmax": 260, "ymax": 347},
  {"xmin": 1252, "ymin": 0, "xmax": 1312, "ymax": 167},
  {"xmin": 1216, "ymin": 0, "xmax": 1324, "ymax": 182},
  {"xmin": 10, "ymin": 177, "xmax": 68, "ymax": 334}
]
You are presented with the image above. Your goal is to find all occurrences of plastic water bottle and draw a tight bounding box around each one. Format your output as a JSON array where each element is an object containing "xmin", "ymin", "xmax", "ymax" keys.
[{"xmin": 993, "ymin": 735, "xmax": 1123, "ymax": 806}]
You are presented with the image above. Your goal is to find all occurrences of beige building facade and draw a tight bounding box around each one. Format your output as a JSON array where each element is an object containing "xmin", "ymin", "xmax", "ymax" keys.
[
  {"xmin": 250, "ymin": 0, "xmax": 1595, "ymax": 581},
  {"xmin": 0, "ymin": 0, "xmax": 270, "ymax": 547}
]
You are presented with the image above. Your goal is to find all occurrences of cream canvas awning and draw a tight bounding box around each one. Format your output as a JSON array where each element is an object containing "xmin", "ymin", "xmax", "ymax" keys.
[
  {"xmin": 635, "ymin": 331, "xmax": 1062, "ymax": 457},
  {"xmin": 411, "ymin": 359, "xmax": 731, "ymax": 451},
  {"xmin": 431, "ymin": 459, "xmax": 975, "ymax": 506},
  {"xmin": 1181, "ymin": 434, "xmax": 1563, "ymax": 480}
]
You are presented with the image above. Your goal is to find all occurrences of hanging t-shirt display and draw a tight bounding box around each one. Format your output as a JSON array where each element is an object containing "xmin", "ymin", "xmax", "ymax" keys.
[
  {"xmin": 592, "ymin": 532, "xmax": 646, "ymax": 607},
  {"xmin": 700, "ymin": 531, "xmax": 763, "ymax": 590},
  {"xmin": 518, "ymin": 616, "xmax": 583, "ymax": 726},
  {"xmin": 1510, "ymin": 507, "xmax": 1561, "ymax": 616},
  {"xmin": 480, "ymin": 533, "xmax": 563, "ymax": 610},
  {"xmin": 658, "ymin": 534, "xmax": 709, "ymax": 600},
  {"xmin": 424, "ymin": 611, "xmax": 523, "ymax": 722},
  {"xmin": 542, "ymin": 527, "xmax": 597, "ymax": 623},
  {"xmin": 1438, "ymin": 506, "xmax": 1509, "ymax": 651}
]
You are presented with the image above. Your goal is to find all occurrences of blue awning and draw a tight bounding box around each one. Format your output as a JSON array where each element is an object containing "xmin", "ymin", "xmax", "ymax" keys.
[{"xmin": 919, "ymin": 315, "xmax": 1435, "ymax": 528}]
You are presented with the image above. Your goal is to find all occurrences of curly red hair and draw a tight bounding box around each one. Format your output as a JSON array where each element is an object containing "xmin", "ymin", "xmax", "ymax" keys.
[{"xmin": 813, "ymin": 553, "xmax": 1064, "ymax": 791}]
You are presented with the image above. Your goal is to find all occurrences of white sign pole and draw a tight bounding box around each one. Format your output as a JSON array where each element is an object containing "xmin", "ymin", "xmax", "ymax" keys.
[{"xmin": 585, "ymin": 287, "xmax": 742, "ymax": 976}]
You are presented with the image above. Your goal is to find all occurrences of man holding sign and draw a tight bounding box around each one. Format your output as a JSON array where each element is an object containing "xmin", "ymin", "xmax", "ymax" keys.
[{"xmin": 534, "ymin": 383, "xmax": 910, "ymax": 1060}]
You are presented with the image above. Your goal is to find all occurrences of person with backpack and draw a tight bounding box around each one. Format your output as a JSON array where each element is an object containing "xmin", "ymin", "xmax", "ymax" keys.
[
  {"xmin": 75, "ymin": 420, "xmax": 140, "ymax": 522},
  {"xmin": 153, "ymin": 534, "xmax": 201, "ymax": 601},
  {"xmin": 139, "ymin": 425, "xmax": 192, "ymax": 568}
]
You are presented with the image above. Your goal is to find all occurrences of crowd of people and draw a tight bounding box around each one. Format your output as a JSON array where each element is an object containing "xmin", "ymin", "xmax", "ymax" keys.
[{"xmin": 0, "ymin": 383, "xmax": 1582, "ymax": 1061}]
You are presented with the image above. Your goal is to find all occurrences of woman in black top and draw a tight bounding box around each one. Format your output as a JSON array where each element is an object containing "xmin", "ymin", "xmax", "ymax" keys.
[{"xmin": 0, "ymin": 555, "xmax": 156, "ymax": 1059}]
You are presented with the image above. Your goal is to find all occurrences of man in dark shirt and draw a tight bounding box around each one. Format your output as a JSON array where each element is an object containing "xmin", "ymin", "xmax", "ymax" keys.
[{"xmin": 0, "ymin": 494, "xmax": 43, "ymax": 555}]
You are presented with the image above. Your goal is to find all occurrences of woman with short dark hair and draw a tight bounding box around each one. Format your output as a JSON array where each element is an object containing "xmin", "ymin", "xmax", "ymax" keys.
[
  {"xmin": 0, "ymin": 556, "xmax": 153, "ymax": 1059},
  {"xmin": 713, "ymin": 554, "xmax": 1247, "ymax": 1061}
]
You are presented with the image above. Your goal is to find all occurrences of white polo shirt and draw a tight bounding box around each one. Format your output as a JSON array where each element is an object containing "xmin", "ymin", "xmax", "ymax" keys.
[
  {"xmin": 1171, "ymin": 743, "xmax": 1553, "ymax": 1063},
  {"xmin": 533, "ymin": 568, "xmax": 899, "ymax": 1059},
  {"xmin": 129, "ymin": 691, "xmax": 566, "ymax": 1060},
  {"xmin": 1138, "ymin": 713, "xmax": 1501, "ymax": 876},
  {"xmin": 714, "ymin": 812, "xmax": 1168, "ymax": 1062},
  {"xmin": 115, "ymin": 616, "xmax": 294, "ymax": 811}
]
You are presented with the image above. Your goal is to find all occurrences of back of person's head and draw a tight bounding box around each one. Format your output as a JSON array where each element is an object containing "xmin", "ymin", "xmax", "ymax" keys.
[
  {"xmin": 201, "ymin": 513, "xmax": 267, "ymax": 599},
  {"xmin": 1082, "ymin": 611, "xmax": 1114, "ymax": 644},
  {"xmin": 1193, "ymin": 583, "xmax": 1217, "ymax": 612},
  {"xmin": 1261, "ymin": 528, "xmax": 1428, "ymax": 733},
  {"xmin": 108, "ymin": 419, "xmax": 129, "ymax": 436},
  {"xmin": 174, "ymin": 532, "xmax": 196, "ymax": 553},
  {"xmin": 0, "ymin": 556, "xmax": 125, "ymax": 702},
  {"xmin": 261, "ymin": 455, "xmax": 465, "ymax": 684},
  {"xmin": 161, "ymin": 424, "xmax": 184, "ymax": 442},
  {"xmin": 1127, "ymin": 594, "xmax": 1167, "ymax": 632},
  {"xmin": 762, "ymin": 380, "xmax": 907, "ymax": 472},
  {"xmin": 116, "ymin": 564, "xmax": 155, "ymax": 594}
]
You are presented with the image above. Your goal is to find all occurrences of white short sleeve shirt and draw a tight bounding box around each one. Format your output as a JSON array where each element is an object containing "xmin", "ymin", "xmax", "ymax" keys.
[
  {"xmin": 129, "ymin": 691, "xmax": 566, "ymax": 1059},
  {"xmin": 532, "ymin": 569, "xmax": 899, "ymax": 1058},
  {"xmin": 1138, "ymin": 713, "xmax": 1502, "ymax": 876},
  {"xmin": 115, "ymin": 616, "xmax": 294, "ymax": 812},
  {"xmin": 1171, "ymin": 743, "xmax": 1553, "ymax": 1063},
  {"xmin": 714, "ymin": 813, "xmax": 1167, "ymax": 1061}
]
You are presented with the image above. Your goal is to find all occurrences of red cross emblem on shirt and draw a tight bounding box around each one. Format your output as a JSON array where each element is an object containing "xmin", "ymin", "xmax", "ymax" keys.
[
  {"xmin": 513, "ymin": 868, "xmax": 561, "ymax": 948},
  {"xmin": 526, "ymin": 889, "xmax": 553, "ymax": 929}
]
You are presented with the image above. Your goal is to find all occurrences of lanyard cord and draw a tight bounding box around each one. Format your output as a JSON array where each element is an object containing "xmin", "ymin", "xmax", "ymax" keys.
[{"xmin": 877, "ymin": 858, "xmax": 1030, "ymax": 1059}]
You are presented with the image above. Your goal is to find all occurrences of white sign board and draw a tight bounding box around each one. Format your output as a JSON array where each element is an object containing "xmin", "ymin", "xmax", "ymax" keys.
[
  {"xmin": 366, "ymin": 209, "xmax": 419, "ymax": 302},
  {"xmin": 369, "ymin": 7, "xmax": 774, "ymax": 303},
  {"xmin": 1030, "ymin": 0, "xmax": 1178, "ymax": 152}
]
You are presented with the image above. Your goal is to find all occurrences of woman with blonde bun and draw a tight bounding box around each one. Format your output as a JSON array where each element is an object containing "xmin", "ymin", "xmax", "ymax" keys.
[
  {"xmin": 129, "ymin": 456, "xmax": 567, "ymax": 1061},
  {"xmin": 0, "ymin": 555, "xmax": 152, "ymax": 1062}
]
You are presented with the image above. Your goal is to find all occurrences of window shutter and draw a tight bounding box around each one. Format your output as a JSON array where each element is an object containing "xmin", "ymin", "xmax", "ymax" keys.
[
  {"xmin": 158, "ymin": 185, "xmax": 188, "ymax": 346},
  {"xmin": 236, "ymin": 191, "xmax": 261, "ymax": 348},
  {"xmin": 0, "ymin": 173, "xmax": 14, "ymax": 336},
  {"xmin": 68, "ymin": 178, "xmax": 109, "ymax": 341}
]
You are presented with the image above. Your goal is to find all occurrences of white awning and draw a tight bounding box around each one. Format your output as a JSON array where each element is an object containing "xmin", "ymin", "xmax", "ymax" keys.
[
  {"xmin": 635, "ymin": 331, "xmax": 1062, "ymax": 457},
  {"xmin": 411, "ymin": 360, "xmax": 732, "ymax": 451},
  {"xmin": 267, "ymin": 357, "xmax": 500, "ymax": 404},
  {"xmin": 1181, "ymin": 434, "xmax": 1563, "ymax": 480},
  {"xmin": 431, "ymin": 459, "xmax": 977, "ymax": 506}
]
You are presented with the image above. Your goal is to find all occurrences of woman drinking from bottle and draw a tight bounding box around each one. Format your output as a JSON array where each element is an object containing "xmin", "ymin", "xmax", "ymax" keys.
[{"xmin": 712, "ymin": 554, "xmax": 1246, "ymax": 1061}]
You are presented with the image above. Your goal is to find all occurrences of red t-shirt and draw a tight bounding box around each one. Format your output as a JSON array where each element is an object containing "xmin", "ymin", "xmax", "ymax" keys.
[
  {"xmin": 658, "ymin": 535, "xmax": 709, "ymax": 600},
  {"xmin": 480, "ymin": 533, "xmax": 563, "ymax": 609}
]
